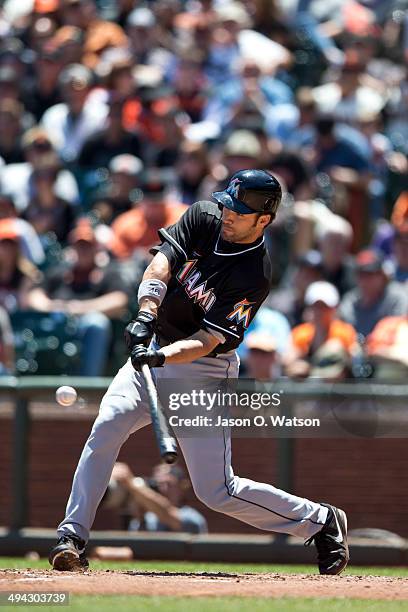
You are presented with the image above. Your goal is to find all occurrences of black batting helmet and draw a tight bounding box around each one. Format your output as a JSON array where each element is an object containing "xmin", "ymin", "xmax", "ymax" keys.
[{"xmin": 212, "ymin": 169, "xmax": 282, "ymax": 215}]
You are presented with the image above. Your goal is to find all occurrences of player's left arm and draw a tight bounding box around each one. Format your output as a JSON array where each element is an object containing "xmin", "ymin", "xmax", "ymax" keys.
[
  {"xmin": 160, "ymin": 329, "xmax": 220, "ymax": 363},
  {"xmin": 130, "ymin": 329, "xmax": 220, "ymax": 370}
]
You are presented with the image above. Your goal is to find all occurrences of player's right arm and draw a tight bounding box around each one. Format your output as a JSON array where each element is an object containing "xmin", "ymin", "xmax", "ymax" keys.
[
  {"xmin": 125, "ymin": 203, "xmax": 214, "ymax": 350},
  {"xmin": 126, "ymin": 249, "xmax": 221, "ymax": 363},
  {"xmin": 138, "ymin": 251, "xmax": 171, "ymax": 318},
  {"xmin": 131, "ymin": 251, "xmax": 221, "ymax": 361},
  {"xmin": 124, "ymin": 251, "xmax": 171, "ymax": 349}
]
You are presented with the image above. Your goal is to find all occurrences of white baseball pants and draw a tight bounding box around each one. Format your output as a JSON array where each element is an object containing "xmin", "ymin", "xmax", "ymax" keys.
[{"xmin": 57, "ymin": 351, "xmax": 328, "ymax": 542}]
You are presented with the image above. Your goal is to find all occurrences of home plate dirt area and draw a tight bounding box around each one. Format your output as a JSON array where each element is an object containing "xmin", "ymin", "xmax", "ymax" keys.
[{"xmin": 2, "ymin": 569, "xmax": 408, "ymax": 600}]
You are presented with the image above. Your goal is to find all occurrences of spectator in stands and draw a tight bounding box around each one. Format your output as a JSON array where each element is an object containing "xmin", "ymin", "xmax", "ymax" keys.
[
  {"xmin": 0, "ymin": 127, "xmax": 79, "ymax": 212},
  {"xmin": 115, "ymin": 0, "xmax": 136, "ymax": 29},
  {"xmin": 238, "ymin": 304, "xmax": 291, "ymax": 366},
  {"xmin": 0, "ymin": 305, "xmax": 14, "ymax": 375},
  {"xmin": 308, "ymin": 341, "xmax": 353, "ymax": 381},
  {"xmin": 78, "ymin": 96, "xmax": 144, "ymax": 170},
  {"xmin": 174, "ymin": 140, "xmax": 210, "ymax": 205},
  {"xmin": 372, "ymin": 191, "xmax": 408, "ymax": 259},
  {"xmin": 59, "ymin": 0, "xmax": 128, "ymax": 70},
  {"xmin": 0, "ymin": 193, "xmax": 45, "ymax": 266},
  {"xmin": 94, "ymin": 154, "xmax": 144, "ymax": 223},
  {"xmin": 391, "ymin": 191, "xmax": 408, "ymax": 230},
  {"xmin": 48, "ymin": 26, "xmax": 85, "ymax": 68},
  {"xmin": 287, "ymin": 86, "xmax": 317, "ymax": 149},
  {"xmin": 170, "ymin": 51, "xmax": 209, "ymax": 124},
  {"xmin": 23, "ymin": 46, "xmax": 64, "ymax": 121},
  {"xmin": 216, "ymin": 130, "xmax": 264, "ymax": 182},
  {"xmin": 285, "ymin": 281, "xmax": 357, "ymax": 380},
  {"xmin": 317, "ymin": 218, "xmax": 356, "ymax": 296},
  {"xmin": 22, "ymin": 152, "xmax": 77, "ymax": 244},
  {"xmin": 312, "ymin": 114, "xmax": 371, "ymax": 181},
  {"xmin": 154, "ymin": 0, "xmax": 183, "ymax": 54},
  {"xmin": 0, "ymin": 219, "xmax": 40, "ymax": 313},
  {"xmin": 174, "ymin": 12, "xmax": 214, "ymax": 72},
  {"xmin": 339, "ymin": 249, "xmax": 408, "ymax": 339},
  {"xmin": 0, "ymin": 66, "xmax": 22, "ymax": 107},
  {"xmin": 148, "ymin": 104, "xmax": 185, "ymax": 169},
  {"xmin": 392, "ymin": 224, "xmax": 408, "ymax": 284},
  {"xmin": 27, "ymin": 221, "xmax": 128, "ymax": 375},
  {"xmin": 102, "ymin": 461, "xmax": 208, "ymax": 534},
  {"xmin": 206, "ymin": 2, "xmax": 290, "ymax": 86},
  {"xmin": 41, "ymin": 63, "xmax": 108, "ymax": 163},
  {"xmin": 312, "ymin": 51, "xmax": 387, "ymax": 124},
  {"xmin": 0, "ymin": 99, "xmax": 25, "ymax": 165},
  {"xmin": 268, "ymin": 250, "xmax": 324, "ymax": 327},
  {"xmin": 0, "ymin": 38, "xmax": 27, "ymax": 81},
  {"xmin": 243, "ymin": 332, "xmax": 282, "ymax": 381},
  {"xmin": 365, "ymin": 315, "xmax": 408, "ymax": 381},
  {"xmin": 99, "ymin": 48, "xmax": 136, "ymax": 99},
  {"xmin": 110, "ymin": 170, "xmax": 187, "ymax": 259},
  {"xmin": 125, "ymin": 7, "xmax": 162, "ymax": 67},
  {"xmin": 26, "ymin": 12, "xmax": 57, "ymax": 56},
  {"xmin": 126, "ymin": 6, "xmax": 172, "ymax": 69},
  {"xmin": 269, "ymin": 150, "xmax": 314, "ymax": 201},
  {"xmin": 310, "ymin": 115, "xmax": 372, "ymax": 249},
  {"xmin": 204, "ymin": 57, "xmax": 294, "ymax": 135}
]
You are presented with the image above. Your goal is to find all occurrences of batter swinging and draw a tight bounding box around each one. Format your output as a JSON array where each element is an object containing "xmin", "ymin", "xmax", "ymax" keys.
[{"xmin": 49, "ymin": 170, "xmax": 349, "ymax": 575}]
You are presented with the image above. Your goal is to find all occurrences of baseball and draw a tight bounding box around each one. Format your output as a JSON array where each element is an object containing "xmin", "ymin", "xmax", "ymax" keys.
[{"xmin": 56, "ymin": 385, "xmax": 77, "ymax": 406}]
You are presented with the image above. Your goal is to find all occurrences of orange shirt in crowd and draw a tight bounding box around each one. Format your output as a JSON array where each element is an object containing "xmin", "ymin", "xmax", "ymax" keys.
[
  {"xmin": 291, "ymin": 320, "xmax": 357, "ymax": 356},
  {"xmin": 366, "ymin": 316, "xmax": 408, "ymax": 365},
  {"xmin": 110, "ymin": 201, "xmax": 188, "ymax": 260},
  {"xmin": 391, "ymin": 191, "xmax": 408, "ymax": 228}
]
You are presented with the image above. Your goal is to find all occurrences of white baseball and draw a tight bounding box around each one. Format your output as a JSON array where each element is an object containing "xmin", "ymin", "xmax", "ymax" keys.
[{"xmin": 56, "ymin": 385, "xmax": 77, "ymax": 406}]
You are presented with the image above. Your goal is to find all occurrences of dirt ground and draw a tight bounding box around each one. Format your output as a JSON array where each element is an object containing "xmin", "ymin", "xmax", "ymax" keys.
[{"xmin": 1, "ymin": 569, "xmax": 408, "ymax": 600}]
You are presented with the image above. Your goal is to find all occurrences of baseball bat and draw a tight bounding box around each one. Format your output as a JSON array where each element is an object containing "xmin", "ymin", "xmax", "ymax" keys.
[{"xmin": 141, "ymin": 363, "xmax": 178, "ymax": 464}]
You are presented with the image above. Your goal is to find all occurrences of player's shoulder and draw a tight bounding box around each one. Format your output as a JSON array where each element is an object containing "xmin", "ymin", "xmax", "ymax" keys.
[{"xmin": 190, "ymin": 200, "xmax": 222, "ymax": 222}]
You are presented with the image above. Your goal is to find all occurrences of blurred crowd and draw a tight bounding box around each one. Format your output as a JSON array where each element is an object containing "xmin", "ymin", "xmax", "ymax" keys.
[{"xmin": 0, "ymin": 0, "xmax": 407, "ymax": 380}]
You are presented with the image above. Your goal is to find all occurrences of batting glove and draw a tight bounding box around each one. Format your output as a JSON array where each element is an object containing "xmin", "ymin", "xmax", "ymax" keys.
[
  {"xmin": 131, "ymin": 345, "xmax": 166, "ymax": 371},
  {"xmin": 124, "ymin": 311, "xmax": 156, "ymax": 349}
]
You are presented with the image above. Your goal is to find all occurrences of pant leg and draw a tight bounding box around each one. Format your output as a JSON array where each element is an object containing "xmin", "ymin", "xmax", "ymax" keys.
[
  {"xmin": 158, "ymin": 353, "xmax": 328, "ymax": 539},
  {"xmin": 57, "ymin": 359, "xmax": 151, "ymax": 542},
  {"xmin": 177, "ymin": 429, "xmax": 327, "ymax": 539}
]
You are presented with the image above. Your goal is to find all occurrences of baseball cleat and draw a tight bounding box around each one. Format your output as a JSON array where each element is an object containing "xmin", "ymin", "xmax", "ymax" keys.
[
  {"xmin": 305, "ymin": 503, "xmax": 349, "ymax": 575},
  {"xmin": 49, "ymin": 534, "xmax": 89, "ymax": 571}
]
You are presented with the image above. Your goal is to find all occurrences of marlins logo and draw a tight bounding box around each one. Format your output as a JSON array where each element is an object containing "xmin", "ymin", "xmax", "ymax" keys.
[
  {"xmin": 226, "ymin": 177, "xmax": 241, "ymax": 199},
  {"xmin": 226, "ymin": 298, "xmax": 254, "ymax": 329}
]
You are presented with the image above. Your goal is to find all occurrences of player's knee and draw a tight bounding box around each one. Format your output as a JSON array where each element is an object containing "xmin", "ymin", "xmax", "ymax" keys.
[{"xmin": 193, "ymin": 483, "xmax": 232, "ymax": 513}]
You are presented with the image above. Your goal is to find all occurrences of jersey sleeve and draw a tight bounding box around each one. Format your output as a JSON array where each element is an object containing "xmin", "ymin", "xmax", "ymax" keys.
[
  {"xmin": 202, "ymin": 280, "xmax": 269, "ymax": 346},
  {"xmin": 150, "ymin": 201, "xmax": 215, "ymax": 270}
]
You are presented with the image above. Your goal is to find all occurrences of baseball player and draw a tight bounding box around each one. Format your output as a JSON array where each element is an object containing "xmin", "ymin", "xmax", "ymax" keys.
[{"xmin": 49, "ymin": 169, "xmax": 349, "ymax": 574}]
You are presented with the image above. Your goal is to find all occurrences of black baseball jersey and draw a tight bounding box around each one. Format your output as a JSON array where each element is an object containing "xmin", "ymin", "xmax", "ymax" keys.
[{"xmin": 150, "ymin": 200, "xmax": 272, "ymax": 355}]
